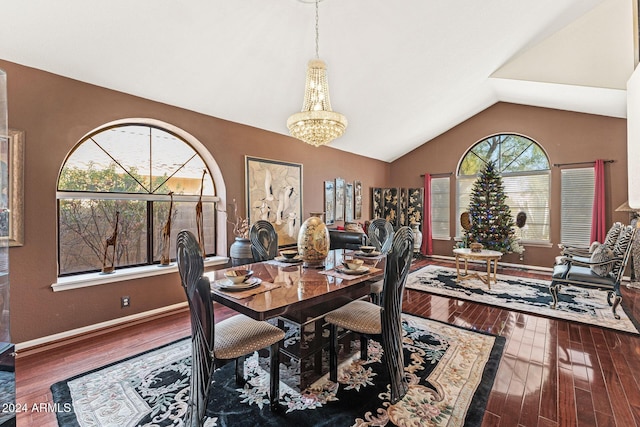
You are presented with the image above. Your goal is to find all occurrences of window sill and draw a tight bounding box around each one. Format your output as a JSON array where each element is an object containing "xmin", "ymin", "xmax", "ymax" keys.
[{"xmin": 51, "ymin": 256, "xmax": 229, "ymax": 292}]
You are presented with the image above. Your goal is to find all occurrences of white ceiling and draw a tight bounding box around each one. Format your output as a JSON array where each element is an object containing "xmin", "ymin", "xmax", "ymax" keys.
[{"xmin": 0, "ymin": 0, "xmax": 635, "ymax": 162}]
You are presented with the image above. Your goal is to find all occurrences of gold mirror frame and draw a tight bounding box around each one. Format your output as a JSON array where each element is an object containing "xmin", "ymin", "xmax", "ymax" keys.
[{"xmin": 2, "ymin": 129, "xmax": 24, "ymax": 247}]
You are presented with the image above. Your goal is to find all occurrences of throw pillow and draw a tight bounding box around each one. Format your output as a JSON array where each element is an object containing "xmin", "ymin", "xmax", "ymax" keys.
[
  {"xmin": 590, "ymin": 244, "xmax": 614, "ymax": 277},
  {"xmin": 345, "ymin": 222, "xmax": 365, "ymax": 233}
]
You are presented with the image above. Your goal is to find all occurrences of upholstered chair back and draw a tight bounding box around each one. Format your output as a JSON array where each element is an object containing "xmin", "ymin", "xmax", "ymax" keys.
[{"xmin": 610, "ymin": 225, "xmax": 636, "ymax": 280}]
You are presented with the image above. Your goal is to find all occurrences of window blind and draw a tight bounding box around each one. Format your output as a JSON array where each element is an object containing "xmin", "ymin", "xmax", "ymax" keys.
[
  {"xmin": 430, "ymin": 177, "xmax": 450, "ymax": 239},
  {"xmin": 560, "ymin": 167, "xmax": 594, "ymax": 247}
]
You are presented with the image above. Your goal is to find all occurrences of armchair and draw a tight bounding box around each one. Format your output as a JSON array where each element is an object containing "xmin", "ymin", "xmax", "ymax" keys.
[{"xmin": 550, "ymin": 224, "xmax": 635, "ymax": 319}]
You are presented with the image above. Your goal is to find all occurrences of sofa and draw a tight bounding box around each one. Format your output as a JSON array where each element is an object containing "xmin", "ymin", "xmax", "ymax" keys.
[{"xmin": 328, "ymin": 229, "xmax": 367, "ymax": 250}]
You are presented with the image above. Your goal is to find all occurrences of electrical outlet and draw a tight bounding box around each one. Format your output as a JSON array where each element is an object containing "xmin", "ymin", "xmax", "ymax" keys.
[{"xmin": 121, "ymin": 296, "xmax": 130, "ymax": 308}]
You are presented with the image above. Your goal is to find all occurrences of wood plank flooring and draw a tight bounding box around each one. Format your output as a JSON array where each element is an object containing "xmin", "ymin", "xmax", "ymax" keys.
[{"xmin": 14, "ymin": 259, "xmax": 640, "ymax": 426}]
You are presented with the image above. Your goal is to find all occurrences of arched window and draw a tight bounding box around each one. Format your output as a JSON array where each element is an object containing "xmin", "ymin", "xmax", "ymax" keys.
[
  {"xmin": 457, "ymin": 134, "xmax": 550, "ymax": 242},
  {"xmin": 57, "ymin": 121, "xmax": 225, "ymax": 276}
]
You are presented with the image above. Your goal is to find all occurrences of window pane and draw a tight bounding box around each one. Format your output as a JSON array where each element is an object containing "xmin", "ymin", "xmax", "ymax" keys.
[
  {"xmin": 59, "ymin": 199, "xmax": 147, "ymax": 275},
  {"xmin": 59, "ymin": 141, "xmax": 149, "ymax": 193},
  {"xmin": 503, "ymin": 174, "xmax": 550, "ymax": 241},
  {"xmin": 60, "ymin": 125, "xmax": 215, "ymax": 196},
  {"xmin": 92, "ymin": 125, "xmax": 153, "ymax": 192},
  {"xmin": 431, "ymin": 177, "xmax": 450, "ymax": 239},
  {"xmin": 152, "ymin": 201, "xmax": 217, "ymax": 262},
  {"xmin": 561, "ymin": 167, "xmax": 594, "ymax": 247}
]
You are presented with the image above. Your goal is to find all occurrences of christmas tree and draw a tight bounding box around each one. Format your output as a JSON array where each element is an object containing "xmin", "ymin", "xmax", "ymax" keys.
[{"xmin": 466, "ymin": 161, "xmax": 516, "ymax": 253}]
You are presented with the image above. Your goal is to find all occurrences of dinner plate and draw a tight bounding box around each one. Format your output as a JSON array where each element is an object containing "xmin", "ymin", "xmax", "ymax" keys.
[
  {"xmin": 337, "ymin": 266, "xmax": 370, "ymax": 275},
  {"xmin": 274, "ymin": 256, "xmax": 303, "ymax": 264},
  {"xmin": 354, "ymin": 250, "xmax": 381, "ymax": 257},
  {"xmin": 215, "ymin": 277, "xmax": 262, "ymax": 291}
]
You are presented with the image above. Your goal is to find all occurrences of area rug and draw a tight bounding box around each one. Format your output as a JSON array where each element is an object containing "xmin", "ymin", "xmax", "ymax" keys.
[
  {"xmin": 406, "ymin": 265, "xmax": 639, "ymax": 334},
  {"xmin": 51, "ymin": 313, "xmax": 504, "ymax": 427}
]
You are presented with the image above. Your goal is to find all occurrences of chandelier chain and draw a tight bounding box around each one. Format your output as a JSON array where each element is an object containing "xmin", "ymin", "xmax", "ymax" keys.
[{"xmin": 315, "ymin": 0, "xmax": 319, "ymax": 58}]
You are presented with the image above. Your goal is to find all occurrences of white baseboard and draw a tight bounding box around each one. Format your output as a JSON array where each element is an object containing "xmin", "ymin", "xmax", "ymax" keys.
[{"xmin": 15, "ymin": 302, "xmax": 188, "ymax": 355}]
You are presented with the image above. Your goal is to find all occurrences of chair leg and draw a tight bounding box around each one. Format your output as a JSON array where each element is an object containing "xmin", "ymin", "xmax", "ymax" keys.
[
  {"xmin": 235, "ymin": 355, "xmax": 246, "ymax": 385},
  {"xmin": 360, "ymin": 334, "xmax": 368, "ymax": 361},
  {"xmin": 370, "ymin": 292, "xmax": 379, "ymax": 305},
  {"xmin": 269, "ymin": 342, "xmax": 281, "ymax": 411},
  {"xmin": 329, "ymin": 324, "xmax": 338, "ymax": 383},
  {"xmin": 609, "ymin": 292, "xmax": 622, "ymax": 320},
  {"xmin": 549, "ymin": 282, "xmax": 559, "ymax": 309}
]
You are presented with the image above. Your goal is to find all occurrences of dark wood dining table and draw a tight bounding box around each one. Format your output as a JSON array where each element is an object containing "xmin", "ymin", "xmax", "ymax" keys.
[{"xmin": 205, "ymin": 249, "xmax": 385, "ymax": 389}]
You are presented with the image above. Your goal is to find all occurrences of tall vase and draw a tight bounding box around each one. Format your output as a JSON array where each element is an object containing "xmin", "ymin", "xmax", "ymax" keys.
[
  {"xmin": 297, "ymin": 212, "xmax": 330, "ymax": 268},
  {"xmin": 229, "ymin": 237, "xmax": 254, "ymax": 266},
  {"xmin": 411, "ymin": 223, "xmax": 422, "ymax": 254}
]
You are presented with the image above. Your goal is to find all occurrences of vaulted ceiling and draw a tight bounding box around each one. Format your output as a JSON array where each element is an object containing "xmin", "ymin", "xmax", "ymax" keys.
[{"xmin": 0, "ymin": 0, "xmax": 635, "ymax": 162}]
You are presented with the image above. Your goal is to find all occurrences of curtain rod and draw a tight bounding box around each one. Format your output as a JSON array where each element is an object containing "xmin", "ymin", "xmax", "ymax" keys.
[
  {"xmin": 553, "ymin": 160, "xmax": 615, "ymax": 167},
  {"xmin": 419, "ymin": 172, "xmax": 453, "ymax": 177}
]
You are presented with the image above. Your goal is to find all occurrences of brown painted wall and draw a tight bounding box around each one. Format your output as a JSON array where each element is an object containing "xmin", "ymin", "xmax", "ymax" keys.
[
  {"xmin": 390, "ymin": 103, "xmax": 629, "ymax": 267},
  {"xmin": 3, "ymin": 59, "xmax": 629, "ymax": 344},
  {"xmin": 2, "ymin": 60, "xmax": 389, "ymax": 343}
]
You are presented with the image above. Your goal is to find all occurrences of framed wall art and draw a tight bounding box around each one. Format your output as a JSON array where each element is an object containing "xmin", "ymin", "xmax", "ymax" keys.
[
  {"xmin": 399, "ymin": 187, "xmax": 408, "ymax": 226},
  {"xmin": 354, "ymin": 180, "xmax": 362, "ymax": 220},
  {"xmin": 345, "ymin": 182, "xmax": 354, "ymax": 223},
  {"xmin": 382, "ymin": 187, "xmax": 399, "ymax": 227},
  {"xmin": 245, "ymin": 156, "xmax": 302, "ymax": 247},
  {"xmin": 335, "ymin": 178, "xmax": 345, "ymax": 222},
  {"xmin": 324, "ymin": 180, "xmax": 335, "ymax": 225},
  {"xmin": 0, "ymin": 129, "xmax": 24, "ymax": 247},
  {"xmin": 372, "ymin": 187, "xmax": 383, "ymax": 219},
  {"xmin": 407, "ymin": 187, "xmax": 424, "ymax": 229}
]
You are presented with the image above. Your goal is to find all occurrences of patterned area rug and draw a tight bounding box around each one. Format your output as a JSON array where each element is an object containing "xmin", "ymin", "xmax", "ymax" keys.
[
  {"xmin": 407, "ymin": 265, "xmax": 639, "ymax": 334},
  {"xmin": 51, "ymin": 314, "xmax": 504, "ymax": 427}
]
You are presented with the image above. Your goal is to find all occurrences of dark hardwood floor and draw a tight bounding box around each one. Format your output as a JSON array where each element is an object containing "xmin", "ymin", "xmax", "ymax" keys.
[{"xmin": 14, "ymin": 259, "xmax": 640, "ymax": 426}]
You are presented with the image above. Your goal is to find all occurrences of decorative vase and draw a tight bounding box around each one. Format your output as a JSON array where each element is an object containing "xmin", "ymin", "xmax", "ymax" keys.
[
  {"xmin": 297, "ymin": 212, "xmax": 330, "ymax": 268},
  {"xmin": 229, "ymin": 237, "xmax": 254, "ymax": 266},
  {"xmin": 411, "ymin": 223, "xmax": 422, "ymax": 253}
]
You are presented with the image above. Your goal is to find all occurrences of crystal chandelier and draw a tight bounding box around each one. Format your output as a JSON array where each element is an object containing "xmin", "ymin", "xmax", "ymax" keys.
[{"xmin": 287, "ymin": 0, "xmax": 347, "ymax": 147}]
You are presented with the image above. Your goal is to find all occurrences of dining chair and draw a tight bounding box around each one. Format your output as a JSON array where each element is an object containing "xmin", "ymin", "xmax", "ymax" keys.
[
  {"xmin": 250, "ymin": 220, "xmax": 278, "ymax": 261},
  {"xmin": 367, "ymin": 218, "xmax": 394, "ymax": 255},
  {"xmin": 324, "ymin": 226, "xmax": 414, "ymax": 404},
  {"xmin": 367, "ymin": 219, "xmax": 394, "ymax": 303},
  {"xmin": 177, "ymin": 230, "xmax": 285, "ymax": 425}
]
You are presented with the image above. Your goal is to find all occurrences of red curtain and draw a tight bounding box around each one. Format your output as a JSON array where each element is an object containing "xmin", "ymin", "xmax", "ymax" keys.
[
  {"xmin": 590, "ymin": 159, "xmax": 606, "ymax": 244},
  {"xmin": 421, "ymin": 173, "xmax": 433, "ymax": 255}
]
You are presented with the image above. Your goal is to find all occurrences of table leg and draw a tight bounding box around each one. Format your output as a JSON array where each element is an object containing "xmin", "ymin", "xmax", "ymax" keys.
[
  {"xmin": 455, "ymin": 254, "xmax": 460, "ymax": 281},
  {"xmin": 486, "ymin": 259, "xmax": 491, "ymax": 289},
  {"xmin": 493, "ymin": 257, "xmax": 498, "ymax": 285}
]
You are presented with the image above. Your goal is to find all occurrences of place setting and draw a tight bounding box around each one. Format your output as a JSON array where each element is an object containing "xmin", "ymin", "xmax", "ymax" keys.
[
  {"xmin": 352, "ymin": 245, "xmax": 383, "ymax": 259},
  {"xmin": 269, "ymin": 248, "xmax": 304, "ymax": 266},
  {"xmin": 210, "ymin": 269, "xmax": 261, "ymax": 291},
  {"xmin": 322, "ymin": 257, "xmax": 381, "ymax": 280},
  {"xmin": 208, "ymin": 269, "xmax": 281, "ymax": 299}
]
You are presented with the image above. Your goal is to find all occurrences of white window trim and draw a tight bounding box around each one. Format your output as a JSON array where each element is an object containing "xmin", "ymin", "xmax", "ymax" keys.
[{"xmin": 51, "ymin": 256, "xmax": 229, "ymax": 292}]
